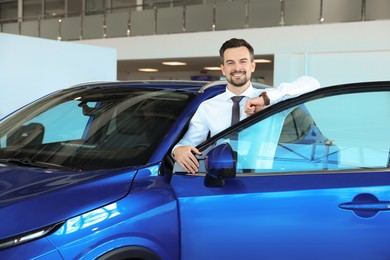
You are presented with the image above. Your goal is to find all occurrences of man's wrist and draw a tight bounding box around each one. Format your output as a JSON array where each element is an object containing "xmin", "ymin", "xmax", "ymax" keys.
[{"xmin": 259, "ymin": 92, "xmax": 270, "ymax": 106}]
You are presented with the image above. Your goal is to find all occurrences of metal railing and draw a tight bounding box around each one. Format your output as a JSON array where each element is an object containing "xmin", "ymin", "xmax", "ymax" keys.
[{"xmin": 0, "ymin": 0, "xmax": 384, "ymax": 41}]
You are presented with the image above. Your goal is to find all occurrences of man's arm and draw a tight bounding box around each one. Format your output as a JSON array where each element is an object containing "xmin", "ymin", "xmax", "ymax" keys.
[
  {"xmin": 245, "ymin": 76, "xmax": 320, "ymax": 115},
  {"xmin": 171, "ymin": 105, "xmax": 209, "ymax": 174}
]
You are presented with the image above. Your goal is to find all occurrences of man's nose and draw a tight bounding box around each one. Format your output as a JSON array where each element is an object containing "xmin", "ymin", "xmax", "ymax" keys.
[{"xmin": 233, "ymin": 64, "xmax": 243, "ymax": 71}]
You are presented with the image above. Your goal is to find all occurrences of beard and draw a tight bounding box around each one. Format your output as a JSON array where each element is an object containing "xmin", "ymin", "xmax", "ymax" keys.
[{"xmin": 226, "ymin": 72, "xmax": 250, "ymax": 87}]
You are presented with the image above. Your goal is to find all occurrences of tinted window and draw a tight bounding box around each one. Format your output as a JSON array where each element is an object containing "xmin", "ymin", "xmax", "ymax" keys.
[
  {"xmin": 212, "ymin": 91, "xmax": 390, "ymax": 174},
  {"xmin": 279, "ymin": 107, "xmax": 315, "ymax": 143},
  {"xmin": 0, "ymin": 87, "xmax": 195, "ymax": 170}
]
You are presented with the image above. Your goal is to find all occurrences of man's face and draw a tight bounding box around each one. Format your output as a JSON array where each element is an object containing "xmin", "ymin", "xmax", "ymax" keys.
[{"xmin": 220, "ymin": 46, "xmax": 256, "ymax": 88}]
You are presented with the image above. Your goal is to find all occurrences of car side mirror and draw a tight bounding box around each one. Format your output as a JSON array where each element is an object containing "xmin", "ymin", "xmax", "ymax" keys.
[{"xmin": 204, "ymin": 143, "xmax": 236, "ymax": 187}]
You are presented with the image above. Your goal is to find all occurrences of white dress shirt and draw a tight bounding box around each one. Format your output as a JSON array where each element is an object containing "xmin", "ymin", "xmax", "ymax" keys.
[{"xmin": 173, "ymin": 76, "xmax": 320, "ymax": 150}]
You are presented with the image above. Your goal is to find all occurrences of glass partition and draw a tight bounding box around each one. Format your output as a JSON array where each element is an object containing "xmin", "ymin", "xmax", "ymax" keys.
[
  {"xmin": 0, "ymin": 0, "xmax": 18, "ymax": 23},
  {"xmin": 1, "ymin": 0, "xmax": 390, "ymax": 40}
]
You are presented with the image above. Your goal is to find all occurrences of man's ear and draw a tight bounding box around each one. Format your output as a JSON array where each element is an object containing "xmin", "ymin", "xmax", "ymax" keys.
[{"xmin": 251, "ymin": 61, "xmax": 256, "ymax": 72}]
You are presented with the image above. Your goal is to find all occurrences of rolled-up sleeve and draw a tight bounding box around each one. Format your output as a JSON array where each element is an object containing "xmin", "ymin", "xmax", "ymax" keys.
[
  {"xmin": 171, "ymin": 103, "xmax": 210, "ymax": 155},
  {"xmin": 266, "ymin": 76, "xmax": 320, "ymax": 105}
]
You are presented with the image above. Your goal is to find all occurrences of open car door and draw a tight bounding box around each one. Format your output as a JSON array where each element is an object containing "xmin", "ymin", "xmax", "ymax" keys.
[{"xmin": 170, "ymin": 82, "xmax": 390, "ymax": 260}]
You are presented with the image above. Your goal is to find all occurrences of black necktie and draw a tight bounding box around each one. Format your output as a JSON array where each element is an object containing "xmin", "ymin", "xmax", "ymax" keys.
[{"xmin": 231, "ymin": 96, "xmax": 244, "ymax": 126}]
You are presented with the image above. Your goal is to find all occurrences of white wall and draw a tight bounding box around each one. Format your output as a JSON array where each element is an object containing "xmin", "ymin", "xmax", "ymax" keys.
[
  {"xmin": 306, "ymin": 51, "xmax": 390, "ymax": 86},
  {"xmin": 0, "ymin": 33, "xmax": 116, "ymax": 118},
  {"xmin": 80, "ymin": 20, "xmax": 390, "ymax": 87}
]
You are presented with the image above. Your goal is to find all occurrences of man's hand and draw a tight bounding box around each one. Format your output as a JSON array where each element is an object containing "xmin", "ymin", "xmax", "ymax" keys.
[
  {"xmin": 173, "ymin": 145, "xmax": 202, "ymax": 174},
  {"xmin": 245, "ymin": 96, "xmax": 265, "ymax": 116}
]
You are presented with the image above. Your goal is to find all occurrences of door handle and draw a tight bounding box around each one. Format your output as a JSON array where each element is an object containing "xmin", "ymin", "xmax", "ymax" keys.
[
  {"xmin": 339, "ymin": 202, "xmax": 390, "ymax": 211},
  {"xmin": 338, "ymin": 193, "xmax": 390, "ymax": 218}
]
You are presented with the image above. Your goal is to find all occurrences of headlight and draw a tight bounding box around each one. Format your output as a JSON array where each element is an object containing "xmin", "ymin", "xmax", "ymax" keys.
[{"xmin": 0, "ymin": 221, "xmax": 65, "ymax": 250}]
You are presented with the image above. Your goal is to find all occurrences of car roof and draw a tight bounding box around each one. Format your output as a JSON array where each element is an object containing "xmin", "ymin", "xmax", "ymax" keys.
[{"xmin": 66, "ymin": 80, "xmax": 271, "ymax": 94}]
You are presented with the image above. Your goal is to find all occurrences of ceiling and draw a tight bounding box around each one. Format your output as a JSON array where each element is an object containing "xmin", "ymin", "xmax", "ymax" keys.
[{"xmin": 117, "ymin": 55, "xmax": 274, "ymax": 74}]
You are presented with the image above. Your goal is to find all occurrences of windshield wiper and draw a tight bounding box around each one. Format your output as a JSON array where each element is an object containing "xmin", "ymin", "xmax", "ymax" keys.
[{"xmin": 0, "ymin": 158, "xmax": 74, "ymax": 170}]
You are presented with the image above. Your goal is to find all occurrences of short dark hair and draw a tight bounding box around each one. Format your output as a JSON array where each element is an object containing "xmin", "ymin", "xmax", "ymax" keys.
[{"xmin": 219, "ymin": 38, "xmax": 254, "ymax": 64}]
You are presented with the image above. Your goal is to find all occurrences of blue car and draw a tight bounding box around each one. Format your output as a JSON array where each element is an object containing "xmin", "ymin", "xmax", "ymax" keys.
[{"xmin": 0, "ymin": 80, "xmax": 389, "ymax": 259}]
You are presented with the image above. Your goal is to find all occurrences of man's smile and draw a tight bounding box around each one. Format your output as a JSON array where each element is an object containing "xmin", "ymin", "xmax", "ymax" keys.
[{"xmin": 231, "ymin": 71, "xmax": 245, "ymax": 77}]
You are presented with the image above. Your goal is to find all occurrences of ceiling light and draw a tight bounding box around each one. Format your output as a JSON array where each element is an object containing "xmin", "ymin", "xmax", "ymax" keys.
[
  {"xmin": 204, "ymin": 66, "xmax": 221, "ymax": 71},
  {"xmin": 138, "ymin": 68, "xmax": 159, "ymax": 72},
  {"xmin": 162, "ymin": 61, "xmax": 187, "ymax": 66},
  {"xmin": 254, "ymin": 59, "xmax": 272, "ymax": 63}
]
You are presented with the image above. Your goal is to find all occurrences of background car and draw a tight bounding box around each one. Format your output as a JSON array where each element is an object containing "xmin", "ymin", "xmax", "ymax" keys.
[{"xmin": 0, "ymin": 80, "xmax": 389, "ymax": 259}]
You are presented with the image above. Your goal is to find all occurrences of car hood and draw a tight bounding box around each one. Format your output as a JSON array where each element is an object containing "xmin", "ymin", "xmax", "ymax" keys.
[{"xmin": 0, "ymin": 164, "xmax": 137, "ymax": 240}]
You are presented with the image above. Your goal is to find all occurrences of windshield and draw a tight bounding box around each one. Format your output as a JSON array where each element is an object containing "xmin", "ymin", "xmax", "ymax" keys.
[{"xmin": 0, "ymin": 86, "xmax": 195, "ymax": 170}]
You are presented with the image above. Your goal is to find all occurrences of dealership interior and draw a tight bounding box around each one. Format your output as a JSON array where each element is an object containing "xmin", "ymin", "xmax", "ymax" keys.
[
  {"xmin": 1, "ymin": 0, "xmax": 390, "ymax": 84},
  {"xmin": 1, "ymin": 2, "xmax": 390, "ymax": 259}
]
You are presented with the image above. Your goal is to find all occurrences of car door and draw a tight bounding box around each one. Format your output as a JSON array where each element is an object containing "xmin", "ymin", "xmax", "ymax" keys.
[{"xmin": 170, "ymin": 82, "xmax": 390, "ymax": 260}]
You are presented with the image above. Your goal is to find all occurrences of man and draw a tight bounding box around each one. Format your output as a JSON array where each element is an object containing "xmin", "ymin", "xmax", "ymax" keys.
[{"xmin": 173, "ymin": 38, "xmax": 319, "ymax": 174}]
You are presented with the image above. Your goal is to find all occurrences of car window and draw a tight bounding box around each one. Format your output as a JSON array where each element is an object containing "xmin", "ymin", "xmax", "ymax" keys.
[
  {"xmin": 0, "ymin": 88, "xmax": 195, "ymax": 170},
  {"xmin": 278, "ymin": 107, "xmax": 315, "ymax": 143},
  {"xmin": 24, "ymin": 101, "xmax": 95, "ymax": 143},
  {"xmin": 210, "ymin": 91, "xmax": 390, "ymax": 174}
]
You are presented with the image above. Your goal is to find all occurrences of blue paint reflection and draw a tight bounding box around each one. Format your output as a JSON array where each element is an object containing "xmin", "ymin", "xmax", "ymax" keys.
[{"xmin": 56, "ymin": 203, "xmax": 120, "ymax": 235}]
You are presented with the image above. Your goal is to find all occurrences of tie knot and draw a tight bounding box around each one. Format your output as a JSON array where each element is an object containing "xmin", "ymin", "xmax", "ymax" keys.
[{"xmin": 231, "ymin": 96, "xmax": 244, "ymax": 103}]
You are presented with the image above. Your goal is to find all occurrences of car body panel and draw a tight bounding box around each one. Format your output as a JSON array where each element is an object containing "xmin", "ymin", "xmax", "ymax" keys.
[
  {"xmin": 46, "ymin": 166, "xmax": 180, "ymax": 260},
  {"xmin": 171, "ymin": 170, "xmax": 390, "ymax": 259},
  {"xmin": 0, "ymin": 165, "xmax": 136, "ymax": 240}
]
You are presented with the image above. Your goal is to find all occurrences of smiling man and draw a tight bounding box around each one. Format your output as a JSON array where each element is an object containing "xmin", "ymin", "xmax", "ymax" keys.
[
  {"xmin": 172, "ymin": 38, "xmax": 262, "ymax": 174},
  {"xmin": 220, "ymin": 41, "xmax": 255, "ymax": 91},
  {"xmin": 172, "ymin": 38, "xmax": 319, "ymax": 174}
]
